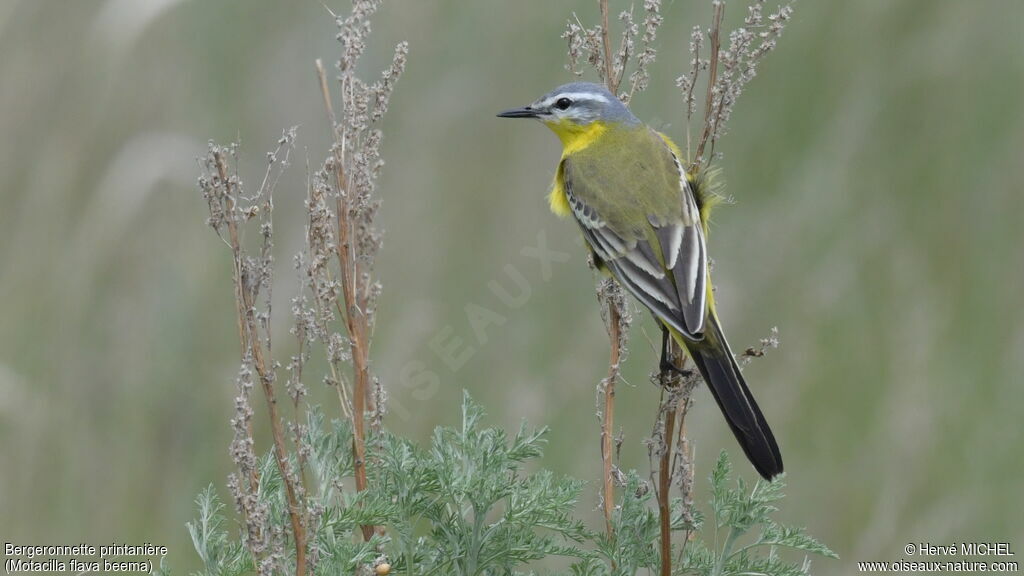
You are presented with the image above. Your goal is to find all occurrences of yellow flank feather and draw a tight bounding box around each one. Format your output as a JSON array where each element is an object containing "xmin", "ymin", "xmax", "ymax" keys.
[{"xmin": 549, "ymin": 173, "xmax": 571, "ymax": 217}]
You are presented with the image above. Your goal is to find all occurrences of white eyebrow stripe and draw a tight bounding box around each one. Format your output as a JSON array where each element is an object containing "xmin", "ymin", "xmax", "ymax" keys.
[{"xmin": 538, "ymin": 92, "xmax": 610, "ymax": 107}]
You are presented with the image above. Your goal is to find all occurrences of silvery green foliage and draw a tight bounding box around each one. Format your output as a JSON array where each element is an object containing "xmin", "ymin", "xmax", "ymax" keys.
[
  {"xmin": 185, "ymin": 394, "xmax": 588, "ymax": 576},
  {"xmin": 370, "ymin": 392, "xmax": 590, "ymax": 575},
  {"xmin": 184, "ymin": 400, "xmax": 834, "ymax": 576},
  {"xmin": 566, "ymin": 470, "xmax": 698, "ymax": 576},
  {"xmin": 674, "ymin": 452, "xmax": 838, "ymax": 576},
  {"xmin": 186, "ymin": 487, "xmax": 253, "ymax": 576},
  {"xmin": 570, "ymin": 453, "xmax": 835, "ymax": 576}
]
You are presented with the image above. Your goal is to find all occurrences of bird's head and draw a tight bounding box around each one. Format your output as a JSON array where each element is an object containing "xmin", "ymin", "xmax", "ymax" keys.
[{"xmin": 497, "ymin": 82, "xmax": 639, "ymax": 143}]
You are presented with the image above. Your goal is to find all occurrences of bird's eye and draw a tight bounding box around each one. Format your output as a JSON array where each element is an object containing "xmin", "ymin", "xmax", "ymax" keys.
[{"xmin": 554, "ymin": 97, "xmax": 573, "ymax": 110}]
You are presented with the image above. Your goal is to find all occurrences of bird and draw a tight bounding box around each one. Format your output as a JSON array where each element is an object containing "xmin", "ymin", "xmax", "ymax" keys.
[{"xmin": 498, "ymin": 82, "xmax": 782, "ymax": 480}]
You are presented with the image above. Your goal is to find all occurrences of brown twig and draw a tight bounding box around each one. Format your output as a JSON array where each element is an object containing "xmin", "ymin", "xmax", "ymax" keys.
[
  {"xmin": 655, "ymin": 338, "xmax": 679, "ymax": 573},
  {"xmin": 600, "ymin": 302, "xmax": 620, "ymax": 539},
  {"xmin": 693, "ymin": 1, "xmax": 724, "ymax": 167},
  {"xmin": 599, "ymin": 0, "xmax": 617, "ymax": 93},
  {"xmin": 644, "ymin": 332, "xmax": 702, "ymax": 575},
  {"xmin": 673, "ymin": 381, "xmax": 696, "ymax": 549},
  {"xmin": 658, "ymin": 389, "xmax": 678, "ymax": 576},
  {"xmin": 596, "ymin": 0, "xmax": 623, "ymax": 547},
  {"xmin": 654, "ymin": 339, "xmax": 687, "ymax": 576},
  {"xmin": 314, "ymin": 58, "xmax": 375, "ymax": 542},
  {"xmin": 595, "ymin": 277, "xmax": 629, "ymax": 557},
  {"xmin": 214, "ymin": 150, "xmax": 307, "ymax": 576},
  {"xmin": 289, "ymin": 314, "xmax": 311, "ymax": 501}
]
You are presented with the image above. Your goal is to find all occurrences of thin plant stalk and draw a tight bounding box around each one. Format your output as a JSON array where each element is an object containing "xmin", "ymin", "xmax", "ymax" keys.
[
  {"xmin": 654, "ymin": 340, "xmax": 690, "ymax": 576},
  {"xmin": 600, "ymin": 302, "xmax": 621, "ymax": 539},
  {"xmin": 693, "ymin": 1, "xmax": 724, "ymax": 167},
  {"xmin": 600, "ymin": 0, "xmax": 616, "ymax": 91},
  {"xmin": 213, "ymin": 150, "xmax": 307, "ymax": 576},
  {"xmin": 596, "ymin": 0, "xmax": 624, "ymax": 547},
  {"xmin": 314, "ymin": 58, "xmax": 375, "ymax": 542},
  {"xmin": 657, "ymin": 385, "xmax": 678, "ymax": 576}
]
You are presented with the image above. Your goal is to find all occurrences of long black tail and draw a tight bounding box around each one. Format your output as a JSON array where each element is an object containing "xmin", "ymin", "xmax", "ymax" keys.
[{"xmin": 681, "ymin": 315, "xmax": 783, "ymax": 480}]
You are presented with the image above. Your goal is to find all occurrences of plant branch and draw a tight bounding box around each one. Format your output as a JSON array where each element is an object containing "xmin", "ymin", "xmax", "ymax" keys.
[
  {"xmin": 694, "ymin": 0, "xmax": 724, "ymax": 168},
  {"xmin": 314, "ymin": 58, "xmax": 375, "ymax": 542},
  {"xmin": 599, "ymin": 0, "xmax": 617, "ymax": 93},
  {"xmin": 653, "ymin": 339, "xmax": 690, "ymax": 576},
  {"xmin": 595, "ymin": 0, "xmax": 628, "ymax": 550},
  {"xmin": 601, "ymin": 302, "xmax": 620, "ymax": 539},
  {"xmin": 212, "ymin": 147, "xmax": 307, "ymax": 576},
  {"xmin": 595, "ymin": 277, "xmax": 629, "ymax": 555}
]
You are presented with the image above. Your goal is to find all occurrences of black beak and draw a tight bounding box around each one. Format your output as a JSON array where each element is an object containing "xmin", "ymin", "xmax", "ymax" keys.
[{"xmin": 496, "ymin": 106, "xmax": 539, "ymax": 119}]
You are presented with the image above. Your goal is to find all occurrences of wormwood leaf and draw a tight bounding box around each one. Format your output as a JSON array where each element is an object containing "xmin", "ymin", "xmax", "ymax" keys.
[
  {"xmin": 729, "ymin": 554, "xmax": 816, "ymax": 576},
  {"xmin": 755, "ymin": 523, "xmax": 839, "ymax": 559},
  {"xmin": 186, "ymin": 487, "xmax": 250, "ymax": 576},
  {"xmin": 701, "ymin": 451, "xmax": 835, "ymax": 576},
  {"xmin": 313, "ymin": 391, "xmax": 593, "ymax": 575},
  {"xmin": 710, "ymin": 450, "xmax": 783, "ymax": 532},
  {"xmin": 679, "ymin": 539, "xmax": 716, "ymax": 575},
  {"xmin": 710, "ymin": 450, "xmax": 733, "ymax": 513},
  {"xmin": 587, "ymin": 471, "xmax": 660, "ymax": 574}
]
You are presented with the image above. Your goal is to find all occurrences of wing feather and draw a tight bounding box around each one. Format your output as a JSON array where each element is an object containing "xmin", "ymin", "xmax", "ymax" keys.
[{"xmin": 562, "ymin": 131, "xmax": 708, "ymax": 338}]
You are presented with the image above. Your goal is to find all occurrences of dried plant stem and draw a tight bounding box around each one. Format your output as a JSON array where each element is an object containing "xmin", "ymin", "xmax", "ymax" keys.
[
  {"xmin": 658, "ymin": 395, "xmax": 678, "ymax": 576},
  {"xmin": 289, "ymin": 336, "xmax": 310, "ymax": 515},
  {"xmin": 226, "ymin": 207, "xmax": 261, "ymax": 504},
  {"xmin": 335, "ymin": 181, "xmax": 373, "ymax": 538},
  {"xmin": 314, "ymin": 58, "xmax": 375, "ymax": 542},
  {"xmin": 199, "ymin": 4, "xmax": 405, "ymax": 569},
  {"xmin": 656, "ymin": 340, "xmax": 685, "ymax": 576},
  {"xmin": 694, "ymin": 1, "xmax": 724, "ymax": 167},
  {"xmin": 599, "ymin": 0, "xmax": 616, "ymax": 92},
  {"xmin": 305, "ymin": 250, "xmax": 354, "ymax": 420},
  {"xmin": 223, "ymin": 188, "xmax": 263, "ymax": 562},
  {"xmin": 596, "ymin": 278, "xmax": 629, "ymax": 570},
  {"xmin": 596, "ymin": 0, "xmax": 623, "ymax": 547},
  {"xmin": 302, "ymin": 163, "xmax": 354, "ymax": 422},
  {"xmin": 214, "ymin": 152, "xmax": 307, "ymax": 576},
  {"xmin": 600, "ymin": 303, "xmax": 620, "ymax": 539},
  {"xmin": 653, "ymin": 341, "xmax": 701, "ymax": 574}
]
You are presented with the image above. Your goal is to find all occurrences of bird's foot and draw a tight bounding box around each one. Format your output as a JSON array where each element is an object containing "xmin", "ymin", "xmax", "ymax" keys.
[{"xmin": 658, "ymin": 327, "xmax": 689, "ymax": 379}]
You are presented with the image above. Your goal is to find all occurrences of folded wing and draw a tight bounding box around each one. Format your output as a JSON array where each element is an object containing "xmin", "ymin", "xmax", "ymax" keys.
[{"xmin": 562, "ymin": 135, "xmax": 707, "ymax": 338}]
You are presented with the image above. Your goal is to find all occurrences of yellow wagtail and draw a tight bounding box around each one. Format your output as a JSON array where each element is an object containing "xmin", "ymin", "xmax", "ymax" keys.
[{"xmin": 498, "ymin": 82, "xmax": 782, "ymax": 479}]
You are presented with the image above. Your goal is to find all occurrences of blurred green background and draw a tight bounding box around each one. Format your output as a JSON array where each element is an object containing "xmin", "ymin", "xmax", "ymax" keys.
[{"xmin": 2, "ymin": 0, "xmax": 1022, "ymax": 573}]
